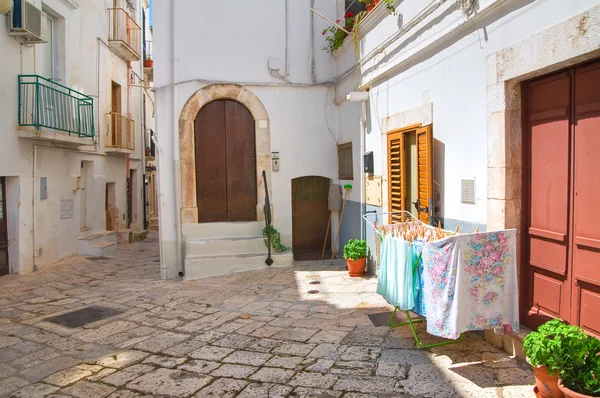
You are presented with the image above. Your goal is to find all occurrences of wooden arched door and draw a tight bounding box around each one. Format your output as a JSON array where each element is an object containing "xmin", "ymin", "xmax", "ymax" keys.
[{"xmin": 195, "ymin": 100, "xmax": 257, "ymax": 223}]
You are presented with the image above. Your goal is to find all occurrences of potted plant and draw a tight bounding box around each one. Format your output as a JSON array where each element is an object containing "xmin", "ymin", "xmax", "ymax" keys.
[
  {"xmin": 344, "ymin": 239, "xmax": 367, "ymax": 276},
  {"xmin": 359, "ymin": 0, "xmax": 376, "ymax": 13},
  {"xmin": 321, "ymin": 12, "xmax": 356, "ymax": 55},
  {"xmin": 524, "ymin": 319, "xmax": 579, "ymax": 398},
  {"xmin": 557, "ymin": 326, "xmax": 600, "ymax": 397},
  {"xmin": 144, "ymin": 57, "xmax": 153, "ymax": 68},
  {"xmin": 145, "ymin": 146, "xmax": 151, "ymax": 156}
]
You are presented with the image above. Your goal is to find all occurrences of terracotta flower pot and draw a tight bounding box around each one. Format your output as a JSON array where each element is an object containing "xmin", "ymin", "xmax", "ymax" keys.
[
  {"xmin": 346, "ymin": 257, "xmax": 366, "ymax": 277},
  {"xmin": 558, "ymin": 380, "xmax": 594, "ymax": 398},
  {"xmin": 144, "ymin": 59, "xmax": 153, "ymax": 68},
  {"xmin": 530, "ymin": 363, "xmax": 563, "ymax": 398},
  {"xmin": 366, "ymin": 3, "xmax": 375, "ymax": 12}
]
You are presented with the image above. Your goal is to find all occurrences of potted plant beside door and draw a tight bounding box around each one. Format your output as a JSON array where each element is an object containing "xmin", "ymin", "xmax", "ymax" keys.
[
  {"xmin": 557, "ymin": 326, "xmax": 600, "ymax": 397},
  {"xmin": 344, "ymin": 239, "xmax": 367, "ymax": 277},
  {"xmin": 523, "ymin": 319, "xmax": 583, "ymax": 398}
]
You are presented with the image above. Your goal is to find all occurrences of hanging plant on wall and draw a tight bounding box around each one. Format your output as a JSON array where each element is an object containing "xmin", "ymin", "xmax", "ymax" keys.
[
  {"xmin": 321, "ymin": 11, "xmax": 356, "ymax": 54},
  {"xmin": 263, "ymin": 226, "xmax": 290, "ymax": 253}
]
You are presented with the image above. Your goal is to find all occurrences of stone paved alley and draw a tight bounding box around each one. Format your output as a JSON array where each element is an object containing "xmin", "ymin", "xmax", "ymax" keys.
[{"xmin": 0, "ymin": 234, "xmax": 534, "ymax": 397}]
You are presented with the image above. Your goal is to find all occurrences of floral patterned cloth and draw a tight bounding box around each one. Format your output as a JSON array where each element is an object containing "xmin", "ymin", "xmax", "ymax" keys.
[{"xmin": 421, "ymin": 230, "xmax": 519, "ymax": 339}]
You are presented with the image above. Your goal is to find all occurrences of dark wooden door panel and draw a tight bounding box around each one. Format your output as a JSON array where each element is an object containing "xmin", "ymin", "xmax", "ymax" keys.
[
  {"xmin": 572, "ymin": 62, "xmax": 600, "ymax": 330},
  {"xmin": 225, "ymin": 101, "xmax": 256, "ymax": 222},
  {"xmin": 195, "ymin": 101, "xmax": 227, "ymax": 222},
  {"xmin": 526, "ymin": 73, "xmax": 572, "ymax": 325},
  {"xmin": 292, "ymin": 177, "xmax": 330, "ymax": 251},
  {"xmin": 0, "ymin": 177, "xmax": 8, "ymax": 276}
]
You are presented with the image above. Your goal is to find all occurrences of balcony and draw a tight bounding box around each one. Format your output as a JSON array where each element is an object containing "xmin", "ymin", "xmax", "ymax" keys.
[
  {"xmin": 143, "ymin": 40, "xmax": 153, "ymax": 81},
  {"xmin": 106, "ymin": 112, "xmax": 135, "ymax": 155},
  {"xmin": 108, "ymin": 5, "xmax": 141, "ymax": 61},
  {"xmin": 17, "ymin": 75, "xmax": 95, "ymax": 145}
]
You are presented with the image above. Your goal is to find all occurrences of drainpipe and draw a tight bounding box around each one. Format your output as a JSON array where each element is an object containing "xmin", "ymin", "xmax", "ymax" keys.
[
  {"xmin": 310, "ymin": 0, "xmax": 316, "ymax": 83},
  {"xmin": 172, "ymin": 0, "xmax": 183, "ymax": 277},
  {"xmin": 360, "ymin": 100, "xmax": 367, "ymax": 241},
  {"xmin": 32, "ymin": 146, "xmax": 37, "ymax": 271}
]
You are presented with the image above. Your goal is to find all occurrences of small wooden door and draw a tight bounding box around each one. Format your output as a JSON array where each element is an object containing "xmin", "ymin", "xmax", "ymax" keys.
[
  {"xmin": 195, "ymin": 100, "xmax": 256, "ymax": 222},
  {"xmin": 0, "ymin": 178, "xmax": 8, "ymax": 276},
  {"xmin": 292, "ymin": 176, "xmax": 330, "ymax": 252}
]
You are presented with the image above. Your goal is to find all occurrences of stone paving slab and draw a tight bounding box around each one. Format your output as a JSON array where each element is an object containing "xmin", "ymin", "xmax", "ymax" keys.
[{"xmin": 0, "ymin": 233, "xmax": 534, "ymax": 397}]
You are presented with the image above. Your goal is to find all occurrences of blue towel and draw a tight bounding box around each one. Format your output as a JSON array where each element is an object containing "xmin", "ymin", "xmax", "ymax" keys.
[{"xmin": 377, "ymin": 236, "xmax": 415, "ymax": 310}]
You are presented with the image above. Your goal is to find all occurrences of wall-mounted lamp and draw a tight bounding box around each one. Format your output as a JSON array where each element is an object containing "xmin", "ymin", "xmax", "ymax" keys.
[{"xmin": 0, "ymin": 0, "xmax": 12, "ymax": 14}]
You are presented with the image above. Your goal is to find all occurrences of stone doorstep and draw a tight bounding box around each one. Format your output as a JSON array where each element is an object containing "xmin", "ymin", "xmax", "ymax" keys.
[{"xmin": 484, "ymin": 325, "xmax": 533, "ymax": 360}]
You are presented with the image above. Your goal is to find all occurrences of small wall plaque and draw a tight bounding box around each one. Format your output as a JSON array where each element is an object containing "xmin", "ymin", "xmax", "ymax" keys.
[
  {"xmin": 366, "ymin": 176, "xmax": 382, "ymax": 207},
  {"xmin": 60, "ymin": 199, "xmax": 74, "ymax": 219}
]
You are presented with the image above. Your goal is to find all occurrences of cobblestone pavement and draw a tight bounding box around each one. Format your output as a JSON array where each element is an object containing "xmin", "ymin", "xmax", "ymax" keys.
[{"xmin": 0, "ymin": 234, "xmax": 534, "ymax": 397}]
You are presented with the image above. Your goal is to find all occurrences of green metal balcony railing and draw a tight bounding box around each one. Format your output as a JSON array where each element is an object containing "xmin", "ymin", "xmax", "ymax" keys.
[{"xmin": 18, "ymin": 75, "xmax": 95, "ymax": 138}]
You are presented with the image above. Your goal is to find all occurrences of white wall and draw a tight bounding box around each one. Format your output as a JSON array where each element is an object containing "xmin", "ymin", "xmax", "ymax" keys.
[
  {"xmin": 0, "ymin": 0, "xmax": 148, "ymax": 272},
  {"xmin": 154, "ymin": 0, "xmax": 344, "ymax": 276},
  {"xmin": 334, "ymin": 0, "xmax": 600, "ymax": 228}
]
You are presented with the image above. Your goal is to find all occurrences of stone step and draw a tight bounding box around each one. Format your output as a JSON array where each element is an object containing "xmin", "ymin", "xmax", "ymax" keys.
[
  {"xmin": 185, "ymin": 236, "xmax": 266, "ymax": 257},
  {"xmin": 77, "ymin": 231, "xmax": 117, "ymax": 256},
  {"xmin": 184, "ymin": 251, "xmax": 294, "ymax": 280},
  {"xmin": 89, "ymin": 241, "xmax": 117, "ymax": 257},
  {"xmin": 182, "ymin": 221, "xmax": 264, "ymax": 240}
]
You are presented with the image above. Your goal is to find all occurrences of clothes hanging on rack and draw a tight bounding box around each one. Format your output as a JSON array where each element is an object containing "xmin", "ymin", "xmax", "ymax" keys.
[
  {"xmin": 411, "ymin": 240, "xmax": 426, "ymax": 317},
  {"xmin": 376, "ymin": 235, "xmax": 416, "ymax": 310},
  {"xmin": 422, "ymin": 230, "xmax": 520, "ymax": 340}
]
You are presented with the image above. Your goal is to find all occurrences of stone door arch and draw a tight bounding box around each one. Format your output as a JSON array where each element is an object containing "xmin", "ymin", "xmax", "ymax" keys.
[{"xmin": 179, "ymin": 85, "xmax": 271, "ymax": 224}]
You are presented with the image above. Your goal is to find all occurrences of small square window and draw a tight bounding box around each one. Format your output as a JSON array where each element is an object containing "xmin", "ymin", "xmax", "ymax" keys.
[{"xmin": 338, "ymin": 142, "xmax": 353, "ymax": 180}]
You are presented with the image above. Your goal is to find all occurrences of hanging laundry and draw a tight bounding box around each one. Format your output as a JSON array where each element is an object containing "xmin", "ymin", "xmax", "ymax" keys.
[
  {"xmin": 376, "ymin": 235, "xmax": 416, "ymax": 310},
  {"xmin": 411, "ymin": 240, "xmax": 426, "ymax": 317},
  {"xmin": 422, "ymin": 230, "xmax": 520, "ymax": 339}
]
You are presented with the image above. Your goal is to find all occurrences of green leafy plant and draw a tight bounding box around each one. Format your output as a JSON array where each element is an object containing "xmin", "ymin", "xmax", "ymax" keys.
[
  {"xmin": 523, "ymin": 319, "xmax": 582, "ymax": 376},
  {"xmin": 322, "ymin": 12, "xmax": 356, "ymax": 55},
  {"xmin": 262, "ymin": 226, "xmax": 290, "ymax": 253},
  {"xmin": 558, "ymin": 326, "xmax": 600, "ymax": 396},
  {"xmin": 343, "ymin": 239, "xmax": 367, "ymax": 260},
  {"xmin": 383, "ymin": 0, "xmax": 396, "ymax": 14}
]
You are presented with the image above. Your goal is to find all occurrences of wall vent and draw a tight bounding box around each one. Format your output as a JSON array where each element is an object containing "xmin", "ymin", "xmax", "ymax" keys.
[{"xmin": 461, "ymin": 178, "xmax": 475, "ymax": 204}]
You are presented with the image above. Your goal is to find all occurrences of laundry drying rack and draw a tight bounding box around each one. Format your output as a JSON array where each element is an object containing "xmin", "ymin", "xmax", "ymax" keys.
[{"xmin": 363, "ymin": 211, "xmax": 466, "ymax": 349}]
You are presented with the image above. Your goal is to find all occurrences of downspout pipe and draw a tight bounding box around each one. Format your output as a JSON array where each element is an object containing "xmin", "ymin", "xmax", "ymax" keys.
[
  {"xmin": 32, "ymin": 146, "xmax": 37, "ymax": 272},
  {"xmin": 172, "ymin": 0, "xmax": 183, "ymax": 277}
]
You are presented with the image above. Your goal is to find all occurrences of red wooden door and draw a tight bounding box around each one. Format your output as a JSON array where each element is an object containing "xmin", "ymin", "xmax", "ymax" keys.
[
  {"xmin": 525, "ymin": 72, "xmax": 572, "ymax": 327},
  {"xmin": 0, "ymin": 177, "xmax": 8, "ymax": 276},
  {"xmin": 195, "ymin": 100, "xmax": 256, "ymax": 223},
  {"xmin": 524, "ymin": 60, "xmax": 600, "ymax": 333},
  {"xmin": 572, "ymin": 63, "xmax": 600, "ymax": 336}
]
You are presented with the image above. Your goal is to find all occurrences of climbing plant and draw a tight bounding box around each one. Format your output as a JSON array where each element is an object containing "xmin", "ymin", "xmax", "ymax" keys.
[{"xmin": 263, "ymin": 226, "xmax": 290, "ymax": 253}]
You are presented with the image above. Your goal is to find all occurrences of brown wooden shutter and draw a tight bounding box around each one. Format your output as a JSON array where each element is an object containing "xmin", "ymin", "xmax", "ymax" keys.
[
  {"xmin": 387, "ymin": 132, "xmax": 404, "ymax": 224},
  {"xmin": 416, "ymin": 125, "xmax": 433, "ymax": 225}
]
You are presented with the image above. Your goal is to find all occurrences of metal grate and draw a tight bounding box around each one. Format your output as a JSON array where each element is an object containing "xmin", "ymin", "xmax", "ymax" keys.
[
  {"xmin": 461, "ymin": 178, "xmax": 475, "ymax": 204},
  {"xmin": 45, "ymin": 306, "xmax": 123, "ymax": 328}
]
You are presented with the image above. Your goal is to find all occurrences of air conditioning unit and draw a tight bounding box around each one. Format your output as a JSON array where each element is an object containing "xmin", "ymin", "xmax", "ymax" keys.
[{"xmin": 8, "ymin": 0, "xmax": 47, "ymax": 44}]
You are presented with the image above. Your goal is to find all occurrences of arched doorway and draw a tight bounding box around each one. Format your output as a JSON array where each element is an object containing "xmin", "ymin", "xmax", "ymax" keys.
[
  {"xmin": 292, "ymin": 176, "xmax": 331, "ymax": 260},
  {"xmin": 194, "ymin": 100, "xmax": 257, "ymax": 222}
]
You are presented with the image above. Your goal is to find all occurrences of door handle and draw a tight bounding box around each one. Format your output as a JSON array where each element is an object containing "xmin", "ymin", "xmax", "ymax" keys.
[{"xmin": 412, "ymin": 201, "xmax": 428, "ymax": 213}]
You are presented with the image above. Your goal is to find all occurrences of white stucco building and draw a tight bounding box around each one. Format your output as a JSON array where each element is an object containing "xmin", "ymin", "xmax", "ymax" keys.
[
  {"xmin": 154, "ymin": 0, "xmax": 600, "ymax": 340},
  {"xmin": 0, "ymin": 0, "xmax": 154, "ymax": 275}
]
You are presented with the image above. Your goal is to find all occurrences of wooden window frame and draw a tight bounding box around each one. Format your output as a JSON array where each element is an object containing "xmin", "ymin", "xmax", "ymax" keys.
[
  {"xmin": 386, "ymin": 123, "xmax": 434, "ymax": 225},
  {"xmin": 338, "ymin": 142, "xmax": 353, "ymax": 180}
]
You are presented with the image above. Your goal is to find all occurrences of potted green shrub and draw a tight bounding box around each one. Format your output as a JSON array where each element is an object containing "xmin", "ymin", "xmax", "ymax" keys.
[
  {"xmin": 557, "ymin": 326, "xmax": 600, "ymax": 397},
  {"xmin": 524, "ymin": 319, "xmax": 579, "ymax": 398},
  {"xmin": 343, "ymin": 239, "xmax": 367, "ymax": 276}
]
